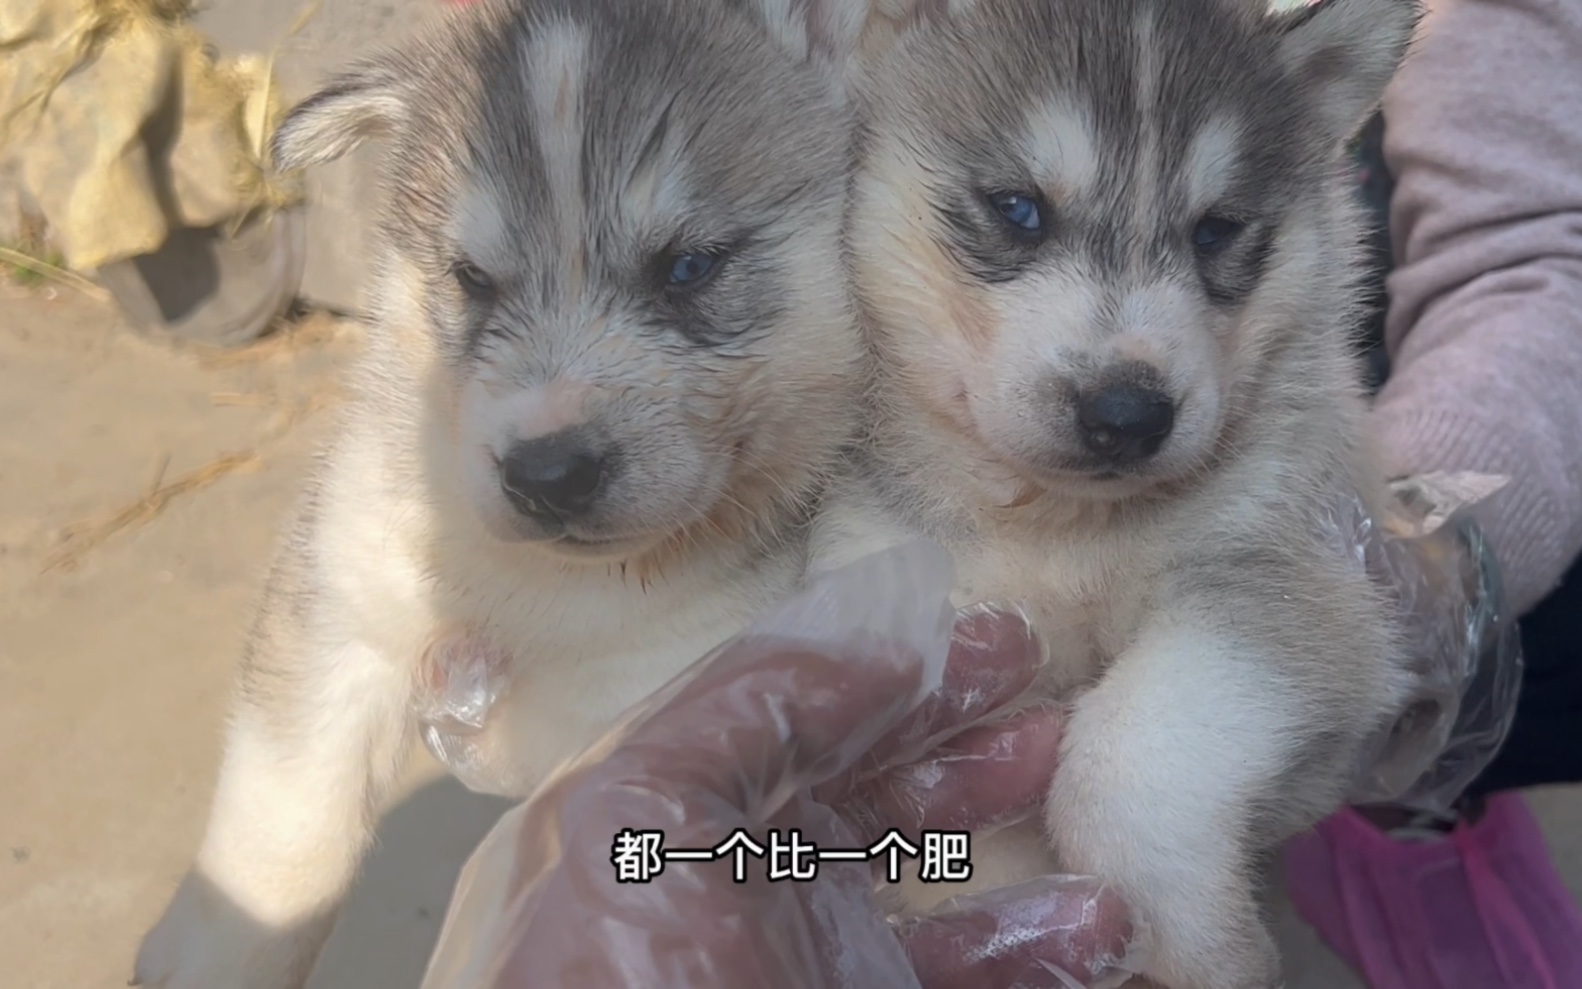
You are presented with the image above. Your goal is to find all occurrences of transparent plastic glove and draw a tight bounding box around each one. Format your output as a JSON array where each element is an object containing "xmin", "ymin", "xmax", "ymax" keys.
[
  {"xmin": 412, "ymin": 563, "xmax": 1078, "ymax": 804},
  {"xmin": 419, "ymin": 540, "xmax": 1150, "ymax": 989},
  {"xmin": 1323, "ymin": 472, "xmax": 1525, "ymax": 813},
  {"xmin": 414, "ymin": 631, "xmax": 513, "ymax": 794}
]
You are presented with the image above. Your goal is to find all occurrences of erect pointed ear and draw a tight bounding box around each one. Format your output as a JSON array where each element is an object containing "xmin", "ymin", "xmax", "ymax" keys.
[
  {"xmin": 746, "ymin": 0, "xmax": 982, "ymax": 81},
  {"xmin": 866, "ymin": 0, "xmax": 982, "ymax": 44},
  {"xmin": 748, "ymin": 0, "xmax": 877, "ymax": 69},
  {"xmin": 868, "ymin": 0, "xmax": 982, "ymax": 29},
  {"xmin": 270, "ymin": 56, "xmax": 409, "ymax": 172},
  {"xmin": 1272, "ymin": 0, "xmax": 1422, "ymax": 143}
]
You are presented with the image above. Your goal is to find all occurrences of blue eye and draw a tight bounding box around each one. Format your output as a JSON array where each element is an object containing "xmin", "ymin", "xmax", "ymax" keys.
[
  {"xmin": 1193, "ymin": 215, "xmax": 1245, "ymax": 253},
  {"xmin": 668, "ymin": 251, "xmax": 717, "ymax": 285},
  {"xmin": 991, "ymin": 192, "xmax": 1042, "ymax": 232},
  {"xmin": 453, "ymin": 260, "xmax": 496, "ymax": 301}
]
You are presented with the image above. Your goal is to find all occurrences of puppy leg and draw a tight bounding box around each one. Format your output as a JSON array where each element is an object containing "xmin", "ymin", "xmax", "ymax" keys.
[
  {"xmin": 136, "ymin": 530, "xmax": 419, "ymax": 989},
  {"xmin": 1045, "ymin": 609, "xmax": 1308, "ymax": 989}
]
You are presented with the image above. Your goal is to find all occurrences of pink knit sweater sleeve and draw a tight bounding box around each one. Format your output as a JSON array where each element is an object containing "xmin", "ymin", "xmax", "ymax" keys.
[{"xmin": 1372, "ymin": 0, "xmax": 1582, "ymax": 616}]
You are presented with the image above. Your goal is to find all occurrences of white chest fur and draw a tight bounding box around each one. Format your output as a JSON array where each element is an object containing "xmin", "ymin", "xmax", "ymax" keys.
[
  {"xmin": 811, "ymin": 481, "xmax": 1160, "ymax": 696},
  {"xmin": 948, "ymin": 529, "xmax": 1156, "ymax": 694},
  {"xmin": 423, "ymin": 534, "xmax": 802, "ymax": 797},
  {"xmin": 320, "ymin": 436, "xmax": 804, "ymax": 800}
]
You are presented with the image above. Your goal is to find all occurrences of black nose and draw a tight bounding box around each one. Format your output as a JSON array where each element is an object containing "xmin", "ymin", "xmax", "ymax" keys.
[
  {"xmin": 498, "ymin": 433, "xmax": 607, "ymax": 522},
  {"xmin": 1076, "ymin": 383, "xmax": 1176, "ymax": 465}
]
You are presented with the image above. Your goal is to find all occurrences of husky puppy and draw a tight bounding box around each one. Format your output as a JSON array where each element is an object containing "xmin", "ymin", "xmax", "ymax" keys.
[
  {"xmin": 814, "ymin": 0, "xmax": 1421, "ymax": 985},
  {"xmin": 133, "ymin": 1, "xmax": 875, "ymax": 986}
]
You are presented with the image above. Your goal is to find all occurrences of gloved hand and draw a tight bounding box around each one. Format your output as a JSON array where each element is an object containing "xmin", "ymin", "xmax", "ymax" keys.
[
  {"xmin": 418, "ymin": 541, "xmax": 1150, "ymax": 989},
  {"xmin": 1324, "ymin": 472, "xmax": 1524, "ymax": 813}
]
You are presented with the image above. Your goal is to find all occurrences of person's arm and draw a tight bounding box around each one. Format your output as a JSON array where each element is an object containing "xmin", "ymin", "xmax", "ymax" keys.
[{"xmin": 1372, "ymin": 0, "xmax": 1582, "ymax": 616}]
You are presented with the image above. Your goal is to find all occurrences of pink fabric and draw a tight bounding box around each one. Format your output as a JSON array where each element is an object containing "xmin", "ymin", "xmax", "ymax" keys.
[
  {"xmin": 1371, "ymin": 0, "xmax": 1582, "ymax": 616},
  {"xmin": 1284, "ymin": 794, "xmax": 1582, "ymax": 988}
]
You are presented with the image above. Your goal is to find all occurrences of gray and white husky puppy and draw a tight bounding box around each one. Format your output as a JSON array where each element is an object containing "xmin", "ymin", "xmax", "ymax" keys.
[
  {"xmin": 814, "ymin": 0, "xmax": 1422, "ymax": 985},
  {"xmin": 134, "ymin": 0, "xmax": 877, "ymax": 985}
]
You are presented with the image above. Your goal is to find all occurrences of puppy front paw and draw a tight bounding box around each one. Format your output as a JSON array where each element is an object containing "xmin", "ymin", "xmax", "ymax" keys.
[
  {"xmin": 1050, "ymin": 846, "xmax": 1280, "ymax": 989},
  {"xmin": 1046, "ymin": 787, "xmax": 1281, "ymax": 989},
  {"xmin": 135, "ymin": 870, "xmax": 332, "ymax": 989},
  {"xmin": 1141, "ymin": 908, "xmax": 1280, "ymax": 989}
]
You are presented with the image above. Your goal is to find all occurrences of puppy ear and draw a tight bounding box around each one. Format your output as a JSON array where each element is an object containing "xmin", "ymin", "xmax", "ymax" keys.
[
  {"xmin": 748, "ymin": 0, "xmax": 876, "ymax": 68},
  {"xmin": 872, "ymin": 0, "xmax": 981, "ymax": 25},
  {"xmin": 1272, "ymin": 0, "xmax": 1421, "ymax": 143},
  {"xmin": 870, "ymin": 0, "xmax": 982, "ymax": 36},
  {"xmin": 746, "ymin": 0, "xmax": 979, "ymax": 77},
  {"xmin": 270, "ymin": 58, "xmax": 408, "ymax": 172}
]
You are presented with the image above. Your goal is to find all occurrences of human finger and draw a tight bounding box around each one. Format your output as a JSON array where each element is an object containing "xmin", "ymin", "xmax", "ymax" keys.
[
  {"xmin": 894, "ymin": 875, "xmax": 1150, "ymax": 989},
  {"xmin": 840, "ymin": 703, "xmax": 1064, "ymax": 844}
]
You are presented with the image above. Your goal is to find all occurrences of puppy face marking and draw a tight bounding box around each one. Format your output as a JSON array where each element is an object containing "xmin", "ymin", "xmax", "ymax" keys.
[
  {"xmin": 524, "ymin": 20, "xmax": 589, "ymax": 276},
  {"xmin": 1181, "ymin": 115, "xmax": 1242, "ymax": 217},
  {"xmin": 275, "ymin": 0, "xmax": 864, "ymax": 559},
  {"xmin": 1018, "ymin": 100, "xmax": 1099, "ymax": 205},
  {"xmin": 451, "ymin": 183, "xmax": 513, "ymax": 281},
  {"xmin": 852, "ymin": 0, "xmax": 1394, "ymax": 499},
  {"xmin": 1128, "ymin": 6, "xmax": 1162, "ymax": 227}
]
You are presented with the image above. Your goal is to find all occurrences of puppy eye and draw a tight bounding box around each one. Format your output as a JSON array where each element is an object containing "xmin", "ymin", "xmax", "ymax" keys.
[
  {"xmin": 988, "ymin": 191, "xmax": 1043, "ymax": 234},
  {"xmin": 1192, "ymin": 215, "xmax": 1245, "ymax": 255},
  {"xmin": 666, "ymin": 250, "xmax": 719, "ymax": 287},
  {"xmin": 453, "ymin": 261, "xmax": 497, "ymax": 301}
]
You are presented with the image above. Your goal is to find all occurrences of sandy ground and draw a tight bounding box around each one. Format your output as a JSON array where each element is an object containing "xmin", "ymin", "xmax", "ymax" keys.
[{"xmin": 1, "ymin": 284, "xmax": 1578, "ymax": 988}]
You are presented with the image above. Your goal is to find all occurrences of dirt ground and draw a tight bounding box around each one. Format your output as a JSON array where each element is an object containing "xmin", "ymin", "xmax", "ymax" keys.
[
  {"xmin": 0, "ymin": 285, "xmax": 512, "ymax": 989},
  {"xmin": 1, "ymin": 283, "xmax": 1578, "ymax": 988}
]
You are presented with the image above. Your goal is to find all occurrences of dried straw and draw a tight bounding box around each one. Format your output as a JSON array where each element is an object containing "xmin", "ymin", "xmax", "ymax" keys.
[
  {"xmin": 209, "ymin": 391, "xmax": 274, "ymax": 407},
  {"xmin": 39, "ymin": 394, "xmax": 330, "ymax": 574},
  {"xmin": 40, "ymin": 451, "xmax": 259, "ymax": 573},
  {"xmin": 226, "ymin": 0, "xmax": 321, "ymax": 234},
  {"xmin": 193, "ymin": 313, "xmax": 352, "ymax": 368},
  {"xmin": 0, "ymin": 246, "xmax": 111, "ymax": 302}
]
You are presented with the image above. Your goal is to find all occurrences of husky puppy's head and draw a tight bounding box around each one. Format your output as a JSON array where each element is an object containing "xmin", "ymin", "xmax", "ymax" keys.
[
  {"xmin": 853, "ymin": 0, "xmax": 1417, "ymax": 502},
  {"xmin": 271, "ymin": 0, "xmax": 872, "ymax": 559}
]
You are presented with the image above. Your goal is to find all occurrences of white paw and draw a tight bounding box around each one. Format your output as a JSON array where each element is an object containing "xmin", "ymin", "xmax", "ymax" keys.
[{"xmin": 1144, "ymin": 914, "xmax": 1280, "ymax": 989}]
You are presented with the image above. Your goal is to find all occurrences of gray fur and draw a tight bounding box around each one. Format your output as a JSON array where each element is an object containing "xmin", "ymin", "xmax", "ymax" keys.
[
  {"xmin": 821, "ymin": 0, "xmax": 1424, "ymax": 986},
  {"xmin": 137, "ymin": 2, "xmax": 871, "ymax": 987},
  {"xmin": 269, "ymin": 0, "xmax": 864, "ymax": 548}
]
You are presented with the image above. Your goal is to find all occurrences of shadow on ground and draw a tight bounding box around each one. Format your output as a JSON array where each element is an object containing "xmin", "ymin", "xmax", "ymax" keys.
[{"xmin": 312, "ymin": 776, "xmax": 514, "ymax": 989}]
